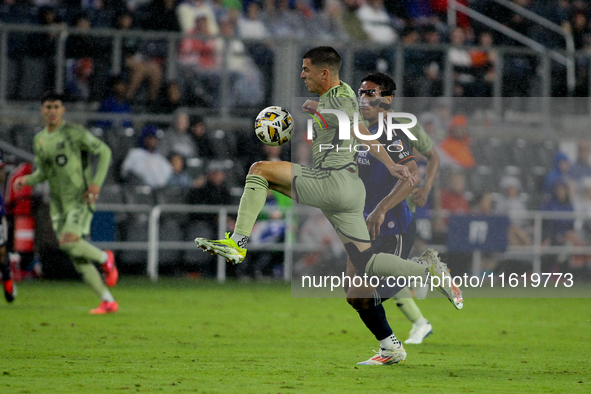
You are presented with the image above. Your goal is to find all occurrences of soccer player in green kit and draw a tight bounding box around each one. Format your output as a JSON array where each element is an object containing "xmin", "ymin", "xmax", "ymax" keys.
[
  {"xmin": 195, "ymin": 47, "xmax": 462, "ymax": 364},
  {"xmin": 14, "ymin": 92, "xmax": 119, "ymax": 314}
]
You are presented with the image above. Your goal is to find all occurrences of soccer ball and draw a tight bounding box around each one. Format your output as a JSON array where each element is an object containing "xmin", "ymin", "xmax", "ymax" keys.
[{"xmin": 254, "ymin": 106, "xmax": 294, "ymax": 146}]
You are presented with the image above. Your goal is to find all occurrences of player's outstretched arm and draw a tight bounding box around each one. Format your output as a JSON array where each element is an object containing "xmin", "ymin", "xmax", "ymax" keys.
[
  {"xmin": 355, "ymin": 122, "xmax": 415, "ymax": 186},
  {"xmin": 366, "ymin": 160, "xmax": 420, "ymax": 240}
]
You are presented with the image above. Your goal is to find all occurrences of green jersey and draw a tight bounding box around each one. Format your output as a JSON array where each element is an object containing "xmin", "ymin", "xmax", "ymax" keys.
[
  {"xmin": 398, "ymin": 118, "xmax": 433, "ymax": 213},
  {"xmin": 311, "ymin": 81, "xmax": 362, "ymax": 170},
  {"xmin": 27, "ymin": 122, "xmax": 112, "ymax": 209}
]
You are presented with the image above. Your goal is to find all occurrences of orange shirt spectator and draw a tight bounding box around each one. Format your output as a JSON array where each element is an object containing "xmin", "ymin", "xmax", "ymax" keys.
[{"xmin": 439, "ymin": 115, "xmax": 476, "ymax": 169}]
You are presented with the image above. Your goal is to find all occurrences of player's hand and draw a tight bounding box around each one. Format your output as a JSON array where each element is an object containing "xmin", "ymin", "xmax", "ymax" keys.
[
  {"xmin": 412, "ymin": 185, "xmax": 431, "ymax": 207},
  {"xmin": 387, "ymin": 163, "xmax": 415, "ymax": 187},
  {"xmin": 84, "ymin": 184, "xmax": 101, "ymax": 204},
  {"xmin": 366, "ymin": 209, "xmax": 386, "ymax": 241},
  {"xmin": 13, "ymin": 176, "xmax": 28, "ymax": 192},
  {"xmin": 302, "ymin": 100, "xmax": 319, "ymax": 114}
]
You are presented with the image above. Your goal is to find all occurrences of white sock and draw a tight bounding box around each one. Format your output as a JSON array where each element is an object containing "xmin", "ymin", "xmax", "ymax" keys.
[
  {"xmin": 101, "ymin": 291, "xmax": 115, "ymax": 302},
  {"xmin": 379, "ymin": 334, "xmax": 401, "ymax": 350},
  {"xmin": 414, "ymin": 317, "xmax": 429, "ymax": 326},
  {"xmin": 231, "ymin": 233, "xmax": 249, "ymax": 249},
  {"xmin": 99, "ymin": 252, "xmax": 108, "ymax": 263}
]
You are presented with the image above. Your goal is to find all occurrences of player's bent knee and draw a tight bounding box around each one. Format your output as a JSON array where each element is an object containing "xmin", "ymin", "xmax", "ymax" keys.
[
  {"xmin": 344, "ymin": 243, "xmax": 374, "ymax": 273},
  {"xmin": 346, "ymin": 296, "xmax": 374, "ymax": 311},
  {"xmin": 248, "ymin": 161, "xmax": 268, "ymax": 175},
  {"xmin": 59, "ymin": 233, "xmax": 80, "ymax": 246}
]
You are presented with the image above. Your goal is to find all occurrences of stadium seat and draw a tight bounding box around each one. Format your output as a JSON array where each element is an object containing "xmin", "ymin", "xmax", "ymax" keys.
[
  {"xmin": 123, "ymin": 185, "xmax": 155, "ymax": 205},
  {"xmin": 209, "ymin": 129, "xmax": 237, "ymax": 159},
  {"xmin": 10, "ymin": 124, "xmax": 37, "ymax": 152},
  {"xmin": 158, "ymin": 217, "xmax": 184, "ymax": 267},
  {"xmin": 99, "ymin": 184, "xmax": 124, "ymax": 204},
  {"xmin": 118, "ymin": 215, "xmax": 148, "ymax": 267},
  {"xmin": 19, "ymin": 57, "xmax": 49, "ymax": 100},
  {"xmin": 154, "ymin": 187, "xmax": 189, "ymax": 205}
]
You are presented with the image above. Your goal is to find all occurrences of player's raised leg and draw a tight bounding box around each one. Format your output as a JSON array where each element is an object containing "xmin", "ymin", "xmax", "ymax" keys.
[{"xmin": 195, "ymin": 160, "xmax": 293, "ymax": 263}]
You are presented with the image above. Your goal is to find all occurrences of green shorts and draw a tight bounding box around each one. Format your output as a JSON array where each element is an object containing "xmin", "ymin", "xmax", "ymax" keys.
[
  {"xmin": 292, "ymin": 164, "xmax": 370, "ymax": 242},
  {"xmin": 51, "ymin": 201, "xmax": 94, "ymax": 238}
]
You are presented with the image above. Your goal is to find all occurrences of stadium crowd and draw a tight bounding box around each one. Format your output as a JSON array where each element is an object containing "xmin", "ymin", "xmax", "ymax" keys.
[{"xmin": 2, "ymin": 0, "xmax": 591, "ymax": 105}]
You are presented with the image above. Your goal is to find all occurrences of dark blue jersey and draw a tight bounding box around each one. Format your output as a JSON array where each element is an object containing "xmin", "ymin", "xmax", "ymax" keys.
[{"xmin": 357, "ymin": 117, "xmax": 415, "ymax": 235}]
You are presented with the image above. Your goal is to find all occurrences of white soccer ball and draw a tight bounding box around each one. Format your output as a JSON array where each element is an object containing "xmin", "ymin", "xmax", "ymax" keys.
[{"xmin": 254, "ymin": 106, "xmax": 294, "ymax": 146}]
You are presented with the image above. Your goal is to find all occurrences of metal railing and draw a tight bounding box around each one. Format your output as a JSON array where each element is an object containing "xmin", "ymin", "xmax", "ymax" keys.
[{"xmin": 92, "ymin": 203, "xmax": 591, "ymax": 283}]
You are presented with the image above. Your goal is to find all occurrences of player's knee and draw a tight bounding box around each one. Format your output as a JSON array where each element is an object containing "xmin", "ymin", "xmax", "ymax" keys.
[
  {"xmin": 59, "ymin": 233, "xmax": 79, "ymax": 248},
  {"xmin": 346, "ymin": 296, "xmax": 373, "ymax": 311},
  {"xmin": 344, "ymin": 243, "xmax": 374, "ymax": 273},
  {"xmin": 248, "ymin": 161, "xmax": 267, "ymax": 176}
]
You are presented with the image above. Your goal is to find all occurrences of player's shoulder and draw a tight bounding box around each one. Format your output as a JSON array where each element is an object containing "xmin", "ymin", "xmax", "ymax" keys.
[
  {"xmin": 333, "ymin": 81, "xmax": 356, "ymax": 98},
  {"xmin": 62, "ymin": 121, "xmax": 89, "ymax": 133}
]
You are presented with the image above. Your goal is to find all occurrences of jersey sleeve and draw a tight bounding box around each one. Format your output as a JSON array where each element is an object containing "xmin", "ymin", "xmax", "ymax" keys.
[
  {"xmin": 73, "ymin": 125, "xmax": 113, "ymax": 187},
  {"xmin": 406, "ymin": 120, "xmax": 433, "ymax": 154},
  {"xmin": 386, "ymin": 119, "xmax": 416, "ymax": 165},
  {"xmin": 26, "ymin": 134, "xmax": 49, "ymax": 186}
]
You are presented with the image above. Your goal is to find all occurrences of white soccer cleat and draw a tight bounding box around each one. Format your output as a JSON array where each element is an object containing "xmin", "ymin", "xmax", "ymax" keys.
[
  {"xmin": 417, "ymin": 249, "xmax": 464, "ymax": 310},
  {"xmin": 405, "ymin": 321, "xmax": 433, "ymax": 344},
  {"xmin": 357, "ymin": 346, "xmax": 407, "ymax": 365}
]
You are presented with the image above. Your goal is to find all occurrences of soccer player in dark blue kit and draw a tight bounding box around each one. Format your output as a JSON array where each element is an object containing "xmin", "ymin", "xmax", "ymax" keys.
[{"xmin": 347, "ymin": 72, "xmax": 459, "ymax": 365}]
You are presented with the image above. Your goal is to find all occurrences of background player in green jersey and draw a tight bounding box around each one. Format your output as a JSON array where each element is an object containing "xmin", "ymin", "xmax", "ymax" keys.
[{"xmin": 13, "ymin": 92, "xmax": 119, "ymax": 314}]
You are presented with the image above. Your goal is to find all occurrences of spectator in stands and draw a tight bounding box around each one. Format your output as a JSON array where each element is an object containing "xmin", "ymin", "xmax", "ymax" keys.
[
  {"xmin": 472, "ymin": 190, "xmax": 494, "ymax": 216},
  {"xmin": 316, "ymin": 0, "xmax": 349, "ymax": 42},
  {"xmin": 540, "ymin": 180, "xmax": 575, "ymax": 246},
  {"xmin": 571, "ymin": 11, "xmax": 590, "ymax": 51},
  {"xmin": 219, "ymin": 16, "xmax": 263, "ymax": 107},
  {"xmin": 25, "ymin": 6, "xmax": 65, "ymax": 96},
  {"xmin": 152, "ymin": 81, "xmax": 182, "ymax": 114},
  {"xmin": 438, "ymin": 114, "xmax": 476, "ymax": 169},
  {"xmin": 160, "ymin": 109, "xmax": 197, "ymax": 159},
  {"xmin": 496, "ymin": 176, "xmax": 531, "ymax": 246},
  {"xmin": 96, "ymin": 75, "xmax": 133, "ymax": 130},
  {"xmin": 543, "ymin": 151, "xmax": 571, "ymax": 194},
  {"xmin": 178, "ymin": 14, "xmax": 222, "ymax": 107},
  {"xmin": 341, "ymin": 0, "xmax": 369, "ymax": 41},
  {"xmin": 167, "ymin": 152, "xmax": 193, "ymax": 187},
  {"xmin": 400, "ymin": 26, "xmax": 424, "ymax": 97},
  {"xmin": 356, "ymin": 0, "xmax": 397, "ymax": 44},
  {"xmin": 264, "ymin": 0, "xmax": 304, "ymax": 38},
  {"xmin": 65, "ymin": 14, "xmax": 101, "ymax": 101},
  {"xmin": 440, "ymin": 169, "xmax": 470, "ymax": 215},
  {"xmin": 238, "ymin": 1, "xmax": 270, "ymax": 39},
  {"xmin": 186, "ymin": 161, "xmax": 234, "ymax": 223},
  {"xmin": 416, "ymin": 24, "xmax": 444, "ymax": 97},
  {"xmin": 114, "ymin": 11, "xmax": 164, "ymax": 105},
  {"xmin": 189, "ymin": 115, "xmax": 215, "ymax": 159},
  {"xmin": 471, "ymin": 30, "xmax": 496, "ymax": 97},
  {"xmin": 139, "ymin": 0, "xmax": 180, "ymax": 32},
  {"xmin": 121, "ymin": 125, "xmax": 173, "ymax": 187},
  {"xmin": 569, "ymin": 141, "xmax": 591, "ymax": 183},
  {"xmin": 430, "ymin": 0, "xmax": 470, "ymax": 30},
  {"xmin": 177, "ymin": 0, "xmax": 219, "ymax": 35}
]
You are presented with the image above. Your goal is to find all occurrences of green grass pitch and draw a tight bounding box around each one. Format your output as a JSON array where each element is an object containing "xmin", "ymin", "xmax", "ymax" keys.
[{"xmin": 1, "ymin": 278, "xmax": 589, "ymax": 393}]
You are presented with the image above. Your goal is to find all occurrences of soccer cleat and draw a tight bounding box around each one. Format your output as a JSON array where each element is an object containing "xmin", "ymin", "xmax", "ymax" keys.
[
  {"xmin": 194, "ymin": 232, "xmax": 246, "ymax": 264},
  {"xmin": 3, "ymin": 279, "xmax": 17, "ymax": 303},
  {"xmin": 101, "ymin": 250, "xmax": 118, "ymax": 287},
  {"xmin": 357, "ymin": 346, "xmax": 407, "ymax": 365},
  {"xmin": 405, "ymin": 321, "xmax": 433, "ymax": 344},
  {"xmin": 417, "ymin": 249, "xmax": 463, "ymax": 310},
  {"xmin": 90, "ymin": 300, "xmax": 119, "ymax": 314}
]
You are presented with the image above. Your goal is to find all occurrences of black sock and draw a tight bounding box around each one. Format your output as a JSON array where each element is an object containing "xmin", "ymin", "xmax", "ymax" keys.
[{"xmin": 357, "ymin": 304, "xmax": 393, "ymax": 342}]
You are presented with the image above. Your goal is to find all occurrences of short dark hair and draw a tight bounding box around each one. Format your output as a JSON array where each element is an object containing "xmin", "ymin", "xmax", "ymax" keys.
[
  {"xmin": 41, "ymin": 91, "xmax": 65, "ymax": 104},
  {"xmin": 303, "ymin": 46, "xmax": 342, "ymax": 73},
  {"xmin": 360, "ymin": 72, "xmax": 397, "ymax": 96}
]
